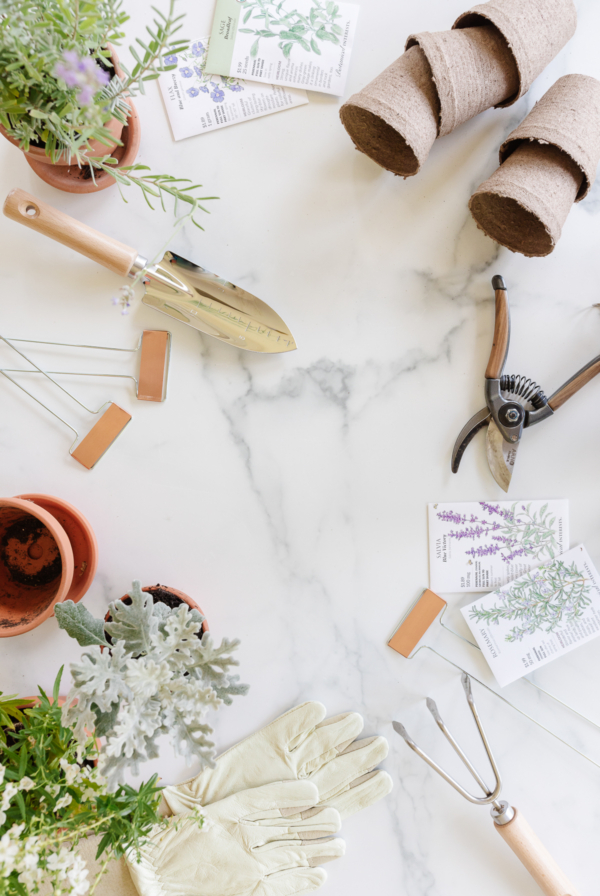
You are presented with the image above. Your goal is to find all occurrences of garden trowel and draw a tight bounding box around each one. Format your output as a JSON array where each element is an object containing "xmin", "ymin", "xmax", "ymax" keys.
[{"xmin": 3, "ymin": 189, "xmax": 296, "ymax": 354}]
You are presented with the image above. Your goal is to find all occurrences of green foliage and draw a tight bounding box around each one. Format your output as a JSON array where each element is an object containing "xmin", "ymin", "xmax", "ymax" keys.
[
  {"xmin": 0, "ymin": 669, "xmax": 166, "ymax": 896},
  {"xmin": 238, "ymin": 0, "xmax": 343, "ymax": 60},
  {"xmin": 0, "ymin": 696, "xmax": 25, "ymax": 745},
  {"xmin": 469, "ymin": 558, "xmax": 592, "ymax": 642},
  {"xmin": 57, "ymin": 582, "xmax": 249, "ymax": 790},
  {"xmin": 0, "ymin": 0, "xmax": 213, "ymax": 227}
]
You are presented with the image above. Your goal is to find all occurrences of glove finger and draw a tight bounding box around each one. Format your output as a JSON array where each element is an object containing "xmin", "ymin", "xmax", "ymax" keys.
[
  {"xmin": 292, "ymin": 712, "xmax": 363, "ymax": 773},
  {"xmin": 252, "ymin": 808, "xmax": 341, "ymax": 843},
  {"xmin": 269, "ymin": 702, "xmax": 327, "ymax": 749},
  {"xmin": 262, "ymin": 838, "xmax": 346, "ymax": 874},
  {"xmin": 324, "ymin": 769, "xmax": 393, "ymax": 820},
  {"xmin": 309, "ymin": 735, "xmax": 389, "ymax": 802},
  {"xmin": 261, "ymin": 867, "xmax": 327, "ymax": 896},
  {"xmin": 240, "ymin": 780, "xmax": 320, "ymax": 819}
]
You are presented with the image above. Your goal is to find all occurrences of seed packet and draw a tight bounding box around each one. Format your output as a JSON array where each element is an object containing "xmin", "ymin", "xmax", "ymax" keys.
[
  {"xmin": 158, "ymin": 37, "xmax": 308, "ymax": 140},
  {"xmin": 428, "ymin": 500, "xmax": 569, "ymax": 593},
  {"xmin": 205, "ymin": 0, "xmax": 360, "ymax": 97},
  {"xmin": 461, "ymin": 545, "xmax": 600, "ymax": 687}
]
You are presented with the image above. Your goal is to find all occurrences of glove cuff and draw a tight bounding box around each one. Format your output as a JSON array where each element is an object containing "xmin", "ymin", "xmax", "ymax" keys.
[{"xmin": 126, "ymin": 842, "xmax": 167, "ymax": 896}]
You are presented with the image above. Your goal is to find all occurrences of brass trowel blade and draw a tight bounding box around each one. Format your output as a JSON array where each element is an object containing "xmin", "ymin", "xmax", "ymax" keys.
[{"xmin": 141, "ymin": 252, "xmax": 297, "ymax": 353}]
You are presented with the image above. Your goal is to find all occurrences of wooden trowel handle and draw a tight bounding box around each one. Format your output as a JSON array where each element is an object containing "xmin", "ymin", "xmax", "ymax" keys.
[
  {"xmin": 495, "ymin": 809, "xmax": 581, "ymax": 896},
  {"xmin": 3, "ymin": 188, "xmax": 138, "ymax": 277}
]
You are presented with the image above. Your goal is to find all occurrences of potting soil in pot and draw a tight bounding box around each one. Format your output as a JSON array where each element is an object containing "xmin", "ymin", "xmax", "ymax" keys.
[{"xmin": 0, "ymin": 508, "xmax": 63, "ymax": 631}]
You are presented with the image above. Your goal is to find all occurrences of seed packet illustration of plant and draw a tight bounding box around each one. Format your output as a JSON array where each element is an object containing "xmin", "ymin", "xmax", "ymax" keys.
[
  {"xmin": 205, "ymin": 0, "xmax": 360, "ymax": 96},
  {"xmin": 159, "ymin": 37, "xmax": 308, "ymax": 140},
  {"xmin": 461, "ymin": 544, "xmax": 600, "ymax": 687},
  {"xmin": 428, "ymin": 500, "xmax": 569, "ymax": 593}
]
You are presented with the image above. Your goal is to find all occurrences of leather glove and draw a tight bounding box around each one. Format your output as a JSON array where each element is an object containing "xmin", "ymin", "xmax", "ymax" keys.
[
  {"xmin": 128, "ymin": 781, "xmax": 344, "ymax": 896},
  {"xmin": 162, "ymin": 702, "xmax": 392, "ymax": 819}
]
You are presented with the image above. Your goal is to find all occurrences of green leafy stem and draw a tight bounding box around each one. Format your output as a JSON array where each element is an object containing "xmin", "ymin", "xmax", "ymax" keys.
[{"xmin": 239, "ymin": 0, "xmax": 343, "ymax": 59}]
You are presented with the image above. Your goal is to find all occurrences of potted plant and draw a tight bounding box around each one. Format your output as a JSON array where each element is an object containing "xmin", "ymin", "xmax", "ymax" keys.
[
  {"xmin": 0, "ymin": 0, "xmax": 212, "ymax": 223},
  {"xmin": 0, "ymin": 671, "xmax": 177, "ymax": 896},
  {"xmin": 55, "ymin": 581, "xmax": 248, "ymax": 790}
]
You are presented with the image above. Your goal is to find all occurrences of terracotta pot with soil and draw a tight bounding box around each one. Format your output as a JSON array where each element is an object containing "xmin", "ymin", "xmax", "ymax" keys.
[
  {"xmin": 0, "ymin": 495, "xmax": 97, "ymax": 637},
  {"xmin": 106, "ymin": 584, "xmax": 209, "ymax": 635},
  {"xmin": 0, "ymin": 46, "xmax": 140, "ymax": 194}
]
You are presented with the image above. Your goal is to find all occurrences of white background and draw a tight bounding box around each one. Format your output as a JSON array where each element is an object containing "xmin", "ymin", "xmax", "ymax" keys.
[{"xmin": 2, "ymin": 0, "xmax": 600, "ymax": 894}]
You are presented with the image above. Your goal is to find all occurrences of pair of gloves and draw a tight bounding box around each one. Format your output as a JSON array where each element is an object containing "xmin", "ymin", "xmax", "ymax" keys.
[{"xmin": 125, "ymin": 701, "xmax": 393, "ymax": 896}]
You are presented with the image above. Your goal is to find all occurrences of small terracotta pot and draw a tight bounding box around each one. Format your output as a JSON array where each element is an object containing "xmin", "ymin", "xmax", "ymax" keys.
[
  {"xmin": 107, "ymin": 584, "xmax": 209, "ymax": 633},
  {"xmin": 0, "ymin": 495, "xmax": 97, "ymax": 637},
  {"xmin": 17, "ymin": 494, "xmax": 98, "ymax": 603},
  {"xmin": 0, "ymin": 46, "xmax": 140, "ymax": 194}
]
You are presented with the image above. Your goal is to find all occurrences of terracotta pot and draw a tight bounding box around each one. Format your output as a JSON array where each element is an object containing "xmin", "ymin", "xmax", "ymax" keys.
[
  {"xmin": 0, "ymin": 46, "xmax": 141, "ymax": 194},
  {"xmin": 17, "ymin": 494, "xmax": 98, "ymax": 603},
  {"xmin": 0, "ymin": 495, "xmax": 97, "ymax": 637},
  {"xmin": 108, "ymin": 584, "xmax": 209, "ymax": 633}
]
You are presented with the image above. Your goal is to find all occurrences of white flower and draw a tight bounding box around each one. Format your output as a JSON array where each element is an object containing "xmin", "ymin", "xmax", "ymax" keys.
[
  {"xmin": 81, "ymin": 788, "xmax": 97, "ymax": 803},
  {"xmin": 54, "ymin": 793, "xmax": 73, "ymax": 811},
  {"xmin": 1, "ymin": 782, "xmax": 18, "ymax": 811},
  {"xmin": 46, "ymin": 847, "xmax": 74, "ymax": 880},
  {"xmin": 19, "ymin": 776, "xmax": 35, "ymax": 792},
  {"xmin": 48, "ymin": 783, "xmax": 61, "ymax": 797},
  {"xmin": 0, "ymin": 830, "xmax": 19, "ymax": 876},
  {"xmin": 0, "ymin": 765, "xmax": 5, "ymax": 786},
  {"xmin": 60, "ymin": 758, "xmax": 80, "ymax": 786},
  {"xmin": 67, "ymin": 853, "xmax": 90, "ymax": 896}
]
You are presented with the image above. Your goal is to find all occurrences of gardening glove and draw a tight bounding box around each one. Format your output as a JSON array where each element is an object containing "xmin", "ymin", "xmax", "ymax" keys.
[
  {"xmin": 127, "ymin": 781, "xmax": 344, "ymax": 896},
  {"xmin": 161, "ymin": 702, "xmax": 392, "ymax": 820}
]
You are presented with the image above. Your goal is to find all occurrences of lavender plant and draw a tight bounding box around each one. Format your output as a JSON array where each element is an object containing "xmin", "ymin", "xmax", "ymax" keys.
[
  {"xmin": 469, "ymin": 558, "xmax": 591, "ymax": 642},
  {"xmin": 239, "ymin": 0, "xmax": 344, "ymax": 59},
  {"xmin": 0, "ymin": 0, "xmax": 213, "ymax": 227},
  {"xmin": 0, "ymin": 671, "xmax": 173, "ymax": 896},
  {"xmin": 55, "ymin": 582, "xmax": 248, "ymax": 791},
  {"xmin": 437, "ymin": 502, "xmax": 560, "ymax": 564}
]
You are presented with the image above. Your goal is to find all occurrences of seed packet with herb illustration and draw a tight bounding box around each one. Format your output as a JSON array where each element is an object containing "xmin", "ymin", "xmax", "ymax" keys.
[
  {"xmin": 461, "ymin": 545, "xmax": 600, "ymax": 687},
  {"xmin": 428, "ymin": 500, "xmax": 569, "ymax": 593},
  {"xmin": 205, "ymin": 0, "xmax": 359, "ymax": 96},
  {"xmin": 159, "ymin": 37, "xmax": 308, "ymax": 140}
]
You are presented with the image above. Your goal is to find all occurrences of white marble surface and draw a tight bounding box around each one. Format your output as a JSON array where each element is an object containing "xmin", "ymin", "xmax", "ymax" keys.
[{"xmin": 2, "ymin": 0, "xmax": 600, "ymax": 893}]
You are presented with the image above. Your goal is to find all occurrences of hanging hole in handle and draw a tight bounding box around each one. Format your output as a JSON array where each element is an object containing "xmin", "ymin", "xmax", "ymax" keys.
[{"xmin": 19, "ymin": 201, "xmax": 40, "ymax": 218}]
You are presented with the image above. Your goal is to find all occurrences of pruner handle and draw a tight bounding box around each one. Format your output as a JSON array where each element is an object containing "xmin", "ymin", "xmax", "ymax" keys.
[{"xmin": 485, "ymin": 275, "xmax": 510, "ymax": 380}]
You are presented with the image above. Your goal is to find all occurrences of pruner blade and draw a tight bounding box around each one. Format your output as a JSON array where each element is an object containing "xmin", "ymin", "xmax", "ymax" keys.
[
  {"xmin": 451, "ymin": 407, "xmax": 491, "ymax": 473},
  {"xmin": 486, "ymin": 419, "xmax": 519, "ymax": 492}
]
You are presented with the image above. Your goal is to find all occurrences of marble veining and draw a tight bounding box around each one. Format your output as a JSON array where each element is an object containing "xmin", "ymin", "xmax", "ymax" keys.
[{"xmin": 2, "ymin": 0, "xmax": 600, "ymax": 893}]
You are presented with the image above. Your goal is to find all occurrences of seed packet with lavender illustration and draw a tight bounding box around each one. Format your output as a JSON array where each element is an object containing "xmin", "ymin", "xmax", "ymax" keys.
[
  {"xmin": 428, "ymin": 501, "xmax": 569, "ymax": 593},
  {"xmin": 158, "ymin": 37, "xmax": 308, "ymax": 140},
  {"xmin": 205, "ymin": 0, "xmax": 359, "ymax": 96},
  {"xmin": 461, "ymin": 545, "xmax": 600, "ymax": 687}
]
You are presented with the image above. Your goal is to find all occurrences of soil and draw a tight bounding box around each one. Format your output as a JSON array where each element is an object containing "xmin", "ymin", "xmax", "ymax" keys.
[{"xmin": 0, "ymin": 517, "xmax": 62, "ymax": 588}]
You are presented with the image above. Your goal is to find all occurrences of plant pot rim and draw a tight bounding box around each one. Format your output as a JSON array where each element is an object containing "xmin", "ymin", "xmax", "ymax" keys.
[
  {"xmin": 16, "ymin": 493, "xmax": 98, "ymax": 604},
  {"xmin": 0, "ymin": 497, "xmax": 75, "ymax": 638},
  {"xmin": 109, "ymin": 584, "xmax": 209, "ymax": 632}
]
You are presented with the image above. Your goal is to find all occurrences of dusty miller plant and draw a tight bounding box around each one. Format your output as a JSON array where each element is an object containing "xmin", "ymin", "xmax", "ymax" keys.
[
  {"xmin": 55, "ymin": 582, "xmax": 248, "ymax": 790},
  {"xmin": 469, "ymin": 558, "xmax": 592, "ymax": 642},
  {"xmin": 0, "ymin": 0, "xmax": 213, "ymax": 228}
]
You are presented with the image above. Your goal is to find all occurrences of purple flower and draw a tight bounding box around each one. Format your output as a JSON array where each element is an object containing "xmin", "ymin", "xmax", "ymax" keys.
[
  {"xmin": 230, "ymin": 84, "xmax": 243, "ymax": 92},
  {"xmin": 180, "ymin": 67, "xmax": 193, "ymax": 78},
  {"xmin": 211, "ymin": 87, "xmax": 225, "ymax": 102},
  {"xmin": 199, "ymin": 85, "xmax": 210, "ymax": 94},
  {"xmin": 191, "ymin": 41, "xmax": 206, "ymax": 57},
  {"xmin": 164, "ymin": 54, "xmax": 179, "ymax": 65},
  {"xmin": 54, "ymin": 51, "xmax": 109, "ymax": 107},
  {"xmin": 194, "ymin": 65, "xmax": 204, "ymax": 77},
  {"xmin": 465, "ymin": 545, "xmax": 502, "ymax": 558},
  {"xmin": 437, "ymin": 511, "xmax": 466, "ymax": 525},
  {"xmin": 186, "ymin": 87, "xmax": 200, "ymax": 97}
]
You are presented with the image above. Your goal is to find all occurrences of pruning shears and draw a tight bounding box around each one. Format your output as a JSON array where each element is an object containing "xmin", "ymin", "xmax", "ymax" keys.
[{"xmin": 452, "ymin": 276, "xmax": 600, "ymax": 491}]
